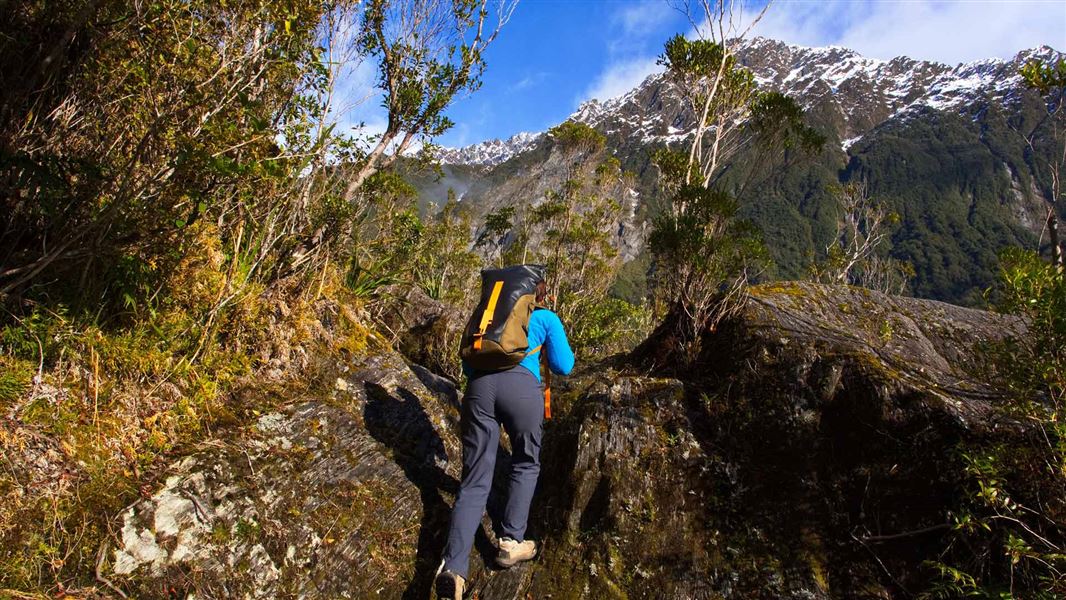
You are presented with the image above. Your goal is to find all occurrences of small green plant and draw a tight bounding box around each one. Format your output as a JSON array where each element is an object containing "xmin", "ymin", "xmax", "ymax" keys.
[
  {"xmin": 344, "ymin": 261, "xmax": 402, "ymax": 301},
  {"xmin": 0, "ymin": 356, "xmax": 34, "ymax": 403},
  {"xmin": 234, "ymin": 518, "xmax": 261, "ymax": 541},
  {"xmin": 567, "ymin": 297, "xmax": 652, "ymax": 360},
  {"xmin": 878, "ymin": 319, "xmax": 893, "ymax": 341}
]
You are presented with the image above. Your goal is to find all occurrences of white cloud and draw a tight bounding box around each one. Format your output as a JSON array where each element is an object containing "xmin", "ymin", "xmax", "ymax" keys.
[
  {"xmin": 748, "ymin": 0, "xmax": 1066, "ymax": 65},
  {"xmin": 584, "ymin": 56, "xmax": 663, "ymax": 102},
  {"xmin": 508, "ymin": 71, "xmax": 550, "ymax": 93},
  {"xmin": 446, "ymin": 122, "xmax": 472, "ymax": 147},
  {"xmin": 583, "ymin": 1, "xmax": 676, "ymax": 103},
  {"xmin": 615, "ymin": 0, "xmax": 676, "ymax": 37}
]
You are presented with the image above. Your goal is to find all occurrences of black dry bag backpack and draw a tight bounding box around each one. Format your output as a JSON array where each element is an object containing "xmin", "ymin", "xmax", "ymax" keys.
[{"xmin": 459, "ymin": 264, "xmax": 546, "ymax": 372}]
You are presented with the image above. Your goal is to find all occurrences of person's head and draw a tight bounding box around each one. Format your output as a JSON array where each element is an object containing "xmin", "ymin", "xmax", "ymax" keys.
[{"xmin": 535, "ymin": 280, "xmax": 548, "ymax": 303}]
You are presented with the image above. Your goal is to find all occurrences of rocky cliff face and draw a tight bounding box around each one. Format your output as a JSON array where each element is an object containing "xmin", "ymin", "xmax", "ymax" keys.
[{"xmin": 103, "ymin": 282, "xmax": 1024, "ymax": 598}]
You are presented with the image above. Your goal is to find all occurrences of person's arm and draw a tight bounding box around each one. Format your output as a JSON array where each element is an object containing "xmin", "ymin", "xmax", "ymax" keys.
[{"xmin": 543, "ymin": 311, "xmax": 575, "ymax": 375}]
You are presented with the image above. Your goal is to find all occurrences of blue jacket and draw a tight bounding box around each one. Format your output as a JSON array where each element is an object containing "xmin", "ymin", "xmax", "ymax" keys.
[
  {"xmin": 463, "ymin": 308, "xmax": 575, "ymax": 382},
  {"xmin": 517, "ymin": 309, "xmax": 574, "ymax": 382}
]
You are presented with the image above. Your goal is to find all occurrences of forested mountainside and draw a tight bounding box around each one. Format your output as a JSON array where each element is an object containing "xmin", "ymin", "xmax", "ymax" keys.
[{"xmin": 421, "ymin": 38, "xmax": 1064, "ymax": 305}]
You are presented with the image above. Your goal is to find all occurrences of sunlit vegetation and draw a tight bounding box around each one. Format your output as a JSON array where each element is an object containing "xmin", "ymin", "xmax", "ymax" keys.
[{"xmin": 0, "ymin": 0, "xmax": 512, "ymax": 593}]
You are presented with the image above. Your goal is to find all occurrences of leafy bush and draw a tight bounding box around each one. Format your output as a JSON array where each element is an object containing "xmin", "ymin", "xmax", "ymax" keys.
[
  {"xmin": 647, "ymin": 160, "xmax": 770, "ymax": 359},
  {"xmin": 925, "ymin": 249, "xmax": 1065, "ymax": 597},
  {"xmin": 566, "ymin": 296, "xmax": 652, "ymax": 359}
]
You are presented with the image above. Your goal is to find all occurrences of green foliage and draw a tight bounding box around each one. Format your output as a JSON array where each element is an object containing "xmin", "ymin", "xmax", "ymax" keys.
[
  {"xmin": 650, "ymin": 31, "xmax": 824, "ymax": 354},
  {"xmin": 528, "ymin": 121, "xmax": 648, "ymax": 359},
  {"xmin": 566, "ymin": 297, "xmax": 652, "ymax": 358},
  {"xmin": 415, "ymin": 193, "xmax": 483, "ymax": 305},
  {"xmin": 1021, "ymin": 58, "xmax": 1066, "ymax": 96},
  {"xmin": 0, "ymin": 261, "xmax": 381, "ymax": 592},
  {"xmin": 844, "ymin": 110, "xmax": 1041, "ymax": 304},
  {"xmin": 648, "ymin": 146, "xmax": 770, "ymax": 345},
  {"xmin": 680, "ymin": 54, "xmax": 1063, "ymax": 304},
  {"xmin": 344, "ymin": 0, "xmax": 515, "ymax": 195},
  {"xmin": 345, "ymin": 264, "xmax": 404, "ymax": 300},
  {"xmin": 359, "ymin": 0, "xmax": 497, "ymax": 139},
  {"xmin": 0, "ymin": 356, "xmax": 35, "ymax": 403},
  {"xmin": 649, "ymin": 181, "xmax": 769, "ymax": 306},
  {"xmin": 342, "ymin": 171, "xmax": 424, "ymax": 300},
  {"xmin": 0, "ymin": 0, "xmax": 514, "ymax": 594},
  {"xmin": 658, "ymin": 34, "xmax": 755, "ymax": 110},
  {"xmin": 476, "ymin": 206, "xmax": 517, "ymax": 250},
  {"xmin": 0, "ymin": 0, "xmax": 511, "ymax": 309},
  {"xmin": 1018, "ymin": 55, "xmax": 1066, "ymax": 267},
  {"xmin": 610, "ymin": 251, "xmax": 652, "ymax": 304},
  {"xmin": 548, "ymin": 120, "xmax": 608, "ymax": 156},
  {"xmin": 0, "ymin": 0, "xmax": 378, "ymax": 333},
  {"xmin": 656, "ymin": 34, "xmax": 758, "ymax": 186},
  {"xmin": 995, "ymin": 248, "xmax": 1065, "ymax": 403},
  {"xmin": 727, "ymin": 91, "xmax": 828, "ymax": 196},
  {"xmin": 0, "ymin": 300, "xmax": 248, "ymax": 591},
  {"xmin": 649, "ymin": 146, "xmax": 692, "ymax": 197},
  {"xmin": 472, "ymin": 120, "xmax": 649, "ymax": 359},
  {"xmin": 749, "ymin": 92, "xmax": 827, "ymax": 154},
  {"xmin": 808, "ymin": 181, "xmax": 914, "ymax": 294},
  {"xmin": 926, "ymin": 249, "xmax": 1066, "ymax": 596}
]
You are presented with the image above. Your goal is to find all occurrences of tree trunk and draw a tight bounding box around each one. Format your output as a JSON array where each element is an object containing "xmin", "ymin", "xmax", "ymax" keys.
[
  {"xmin": 344, "ymin": 131, "xmax": 396, "ymax": 203},
  {"xmin": 1048, "ymin": 204, "xmax": 1063, "ymax": 269}
]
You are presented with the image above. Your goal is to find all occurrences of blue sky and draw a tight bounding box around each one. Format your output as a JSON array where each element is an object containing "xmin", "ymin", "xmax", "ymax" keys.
[
  {"xmin": 436, "ymin": 0, "xmax": 691, "ymax": 146},
  {"xmin": 340, "ymin": 0, "xmax": 1066, "ymax": 149}
]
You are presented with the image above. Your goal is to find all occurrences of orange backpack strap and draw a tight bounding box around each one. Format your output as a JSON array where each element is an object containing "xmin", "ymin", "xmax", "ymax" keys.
[
  {"xmin": 473, "ymin": 280, "xmax": 504, "ymax": 350},
  {"xmin": 541, "ymin": 349, "xmax": 552, "ymax": 420},
  {"xmin": 524, "ymin": 344, "xmax": 551, "ymax": 418}
]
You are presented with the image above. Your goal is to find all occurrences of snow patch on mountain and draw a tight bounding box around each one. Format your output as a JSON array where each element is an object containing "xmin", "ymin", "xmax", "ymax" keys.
[
  {"xmin": 437, "ymin": 39, "xmax": 1063, "ymax": 166},
  {"xmin": 436, "ymin": 131, "xmax": 541, "ymax": 166},
  {"xmin": 841, "ymin": 136, "xmax": 863, "ymax": 151}
]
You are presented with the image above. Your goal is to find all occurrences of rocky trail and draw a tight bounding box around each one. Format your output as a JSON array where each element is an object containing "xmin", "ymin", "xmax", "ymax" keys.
[{"xmin": 103, "ymin": 283, "xmax": 1025, "ymax": 599}]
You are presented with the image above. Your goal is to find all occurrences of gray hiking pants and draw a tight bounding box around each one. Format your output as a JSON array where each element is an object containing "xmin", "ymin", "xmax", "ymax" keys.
[{"xmin": 441, "ymin": 366, "xmax": 544, "ymax": 578}]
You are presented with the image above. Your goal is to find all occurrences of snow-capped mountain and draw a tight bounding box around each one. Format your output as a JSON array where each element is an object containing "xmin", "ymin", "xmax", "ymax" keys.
[
  {"xmin": 419, "ymin": 37, "xmax": 1062, "ymax": 305},
  {"xmin": 436, "ymin": 131, "xmax": 541, "ymax": 167},
  {"xmin": 440, "ymin": 37, "xmax": 1061, "ymax": 165},
  {"xmin": 566, "ymin": 37, "xmax": 1060, "ymax": 153}
]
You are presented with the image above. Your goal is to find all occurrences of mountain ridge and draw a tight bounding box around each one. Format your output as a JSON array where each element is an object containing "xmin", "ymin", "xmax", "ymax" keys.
[{"xmin": 438, "ymin": 37, "xmax": 1062, "ymax": 166}]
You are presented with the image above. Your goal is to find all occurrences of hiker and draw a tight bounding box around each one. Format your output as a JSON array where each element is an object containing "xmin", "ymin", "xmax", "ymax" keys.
[{"xmin": 435, "ymin": 264, "xmax": 575, "ymax": 600}]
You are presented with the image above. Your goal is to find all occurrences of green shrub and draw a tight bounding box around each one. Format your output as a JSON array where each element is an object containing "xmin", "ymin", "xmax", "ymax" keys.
[{"xmin": 925, "ymin": 249, "xmax": 1066, "ymax": 597}]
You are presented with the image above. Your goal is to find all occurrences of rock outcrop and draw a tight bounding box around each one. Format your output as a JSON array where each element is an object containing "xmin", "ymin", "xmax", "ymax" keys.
[
  {"xmin": 107, "ymin": 351, "xmax": 463, "ymax": 598},
  {"xmin": 104, "ymin": 282, "xmax": 1025, "ymax": 598},
  {"xmin": 378, "ymin": 285, "xmax": 468, "ymax": 382}
]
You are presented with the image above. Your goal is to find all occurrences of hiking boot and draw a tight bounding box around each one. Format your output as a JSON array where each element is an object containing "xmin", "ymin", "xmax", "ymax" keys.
[
  {"xmin": 496, "ymin": 537, "xmax": 537, "ymax": 568},
  {"xmin": 434, "ymin": 569, "xmax": 464, "ymax": 600}
]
